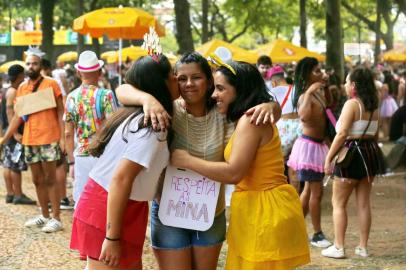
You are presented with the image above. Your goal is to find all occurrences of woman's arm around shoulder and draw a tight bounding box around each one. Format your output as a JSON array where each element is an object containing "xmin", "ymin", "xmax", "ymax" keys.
[
  {"xmin": 115, "ymin": 84, "xmax": 171, "ymax": 130},
  {"xmin": 171, "ymin": 114, "xmax": 268, "ymax": 184}
]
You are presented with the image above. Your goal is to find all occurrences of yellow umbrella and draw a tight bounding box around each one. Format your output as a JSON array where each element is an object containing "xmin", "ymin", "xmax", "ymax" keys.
[
  {"xmin": 57, "ymin": 51, "xmax": 78, "ymax": 63},
  {"xmin": 101, "ymin": 51, "xmax": 119, "ymax": 64},
  {"xmin": 121, "ymin": 46, "xmax": 148, "ymax": 61},
  {"xmin": 73, "ymin": 6, "xmax": 165, "ymax": 83},
  {"xmin": 0, "ymin": 60, "xmax": 26, "ymax": 73},
  {"xmin": 252, "ymin": 39, "xmax": 326, "ymax": 63},
  {"xmin": 382, "ymin": 46, "xmax": 406, "ymax": 62},
  {"xmin": 196, "ymin": 39, "xmax": 258, "ymax": 63},
  {"xmin": 101, "ymin": 47, "xmax": 147, "ymax": 63},
  {"xmin": 73, "ymin": 6, "xmax": 165, "ymax": 39},
  {"xmin": 166, "ymin": 53, "xmax": 179, "ymax": 65}
]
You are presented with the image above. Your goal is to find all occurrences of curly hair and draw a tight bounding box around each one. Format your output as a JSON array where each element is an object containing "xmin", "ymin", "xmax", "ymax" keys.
[
  {"xmin": 350, "ymin": 67, "xmax": 379, "ymax": 112},
  {"xmin": 293, "ymin": 57, "xmax": 319, "ymax": 109}
]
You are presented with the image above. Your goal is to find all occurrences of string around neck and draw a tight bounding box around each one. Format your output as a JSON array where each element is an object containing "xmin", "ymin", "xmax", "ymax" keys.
[{"xmin": 185, "ymin": 110, "xmax": 208, "ymax": 160}]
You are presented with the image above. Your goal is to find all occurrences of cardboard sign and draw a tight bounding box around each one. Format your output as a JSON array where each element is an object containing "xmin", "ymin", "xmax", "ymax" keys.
[
  {"xmin": 15, "ymin": 87, "xmax": 56, "ymax": 117},
  {"xmin": 158, "ymin": 165, "xmax": 221, "ymax": 231}
]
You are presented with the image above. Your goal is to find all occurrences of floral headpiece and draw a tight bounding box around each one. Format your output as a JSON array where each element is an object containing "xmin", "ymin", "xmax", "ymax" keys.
[
  {"xmin": 141, "ymin": 27, "xmax": 162, "ymax": 62},
  {"xmin": 207, "ymin": 53, "xmax": 236, "ymax": 75},
  {"xmin": 24, "ymin": 45, "xmax": 45, "ymax": 58}
]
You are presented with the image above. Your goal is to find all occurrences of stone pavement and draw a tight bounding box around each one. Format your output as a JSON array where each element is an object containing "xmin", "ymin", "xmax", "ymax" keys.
[
  {"xmin": 0, "ymin": 169, "xmax": 160, "ymax": 270},
  {"xmin": 0, "ymin": 170, "xmax": 85, "ymax": 270}
]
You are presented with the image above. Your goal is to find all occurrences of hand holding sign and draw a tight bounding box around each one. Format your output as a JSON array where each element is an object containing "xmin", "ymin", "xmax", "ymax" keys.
[
  {"xmin": 171, "ymin": 149, "xmax": 191, "ymax": 168},
  {"xmin": 158, "ymin": 165, "xmax": 221, "ymax": 231}
]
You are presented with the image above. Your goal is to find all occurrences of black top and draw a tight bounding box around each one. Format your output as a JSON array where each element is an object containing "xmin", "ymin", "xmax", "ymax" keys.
[
  {"xmin": 0, "ymin": 88, "xmax": 24, "ymax": 145},
  {"xmin": 389, "ymin": 106, "xmax": 406, "ymax": 141}
]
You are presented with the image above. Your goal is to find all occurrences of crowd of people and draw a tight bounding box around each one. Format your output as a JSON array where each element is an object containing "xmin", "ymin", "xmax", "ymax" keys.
[{"xmin": 0, "ymin": 32, "xmax": 405, "ymax": 269}]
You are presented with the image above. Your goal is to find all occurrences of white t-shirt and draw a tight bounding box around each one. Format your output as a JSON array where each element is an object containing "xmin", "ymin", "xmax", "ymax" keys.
[
  {"xmin": 270, "ymin": 85, "xmax": 295, "ymax": 115},
  {"xmin": 89, "ymin": 113, "xmax": 169, "ymax": 201}
]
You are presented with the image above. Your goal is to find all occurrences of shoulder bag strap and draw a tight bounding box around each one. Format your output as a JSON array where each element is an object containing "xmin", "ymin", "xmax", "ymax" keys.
[
  {"xmin": 280, "ymin": 85, "xmax": 293, "ymax": 110},
  {"xmin": 32, "ymin": 76, "xmax": 44, "ymax": 93}
]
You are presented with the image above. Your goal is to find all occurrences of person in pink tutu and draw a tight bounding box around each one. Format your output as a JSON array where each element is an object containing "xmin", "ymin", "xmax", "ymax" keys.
[{"xmin": 287, "ymin": 57, "xmax": 332, "ymax": 248}]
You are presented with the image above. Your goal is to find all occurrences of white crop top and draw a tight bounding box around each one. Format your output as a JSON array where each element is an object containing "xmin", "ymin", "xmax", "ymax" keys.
[{"xmin": 336, "ymin": 100, "xmax": 378, "ymax": 136}]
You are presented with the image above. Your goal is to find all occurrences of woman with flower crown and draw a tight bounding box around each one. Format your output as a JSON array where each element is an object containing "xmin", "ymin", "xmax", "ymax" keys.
[
  {"xmin": 115, "ymin": 51, "xmax": 281, "ymax": 269},
  {"xmin": 69, "ymin": 51, "xmax": 179, "ymax": 269}
]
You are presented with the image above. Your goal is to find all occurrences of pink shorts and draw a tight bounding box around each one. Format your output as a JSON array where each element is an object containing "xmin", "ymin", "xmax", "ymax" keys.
[{"xmin": 70, "ymin": 178, "xmax": 148, "ymax": 268}]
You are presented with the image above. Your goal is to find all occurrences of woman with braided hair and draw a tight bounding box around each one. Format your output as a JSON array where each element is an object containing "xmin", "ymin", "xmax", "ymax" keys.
[{"xmin": 287, "ymin": 57, "xmax": 332, "ymax": 248}]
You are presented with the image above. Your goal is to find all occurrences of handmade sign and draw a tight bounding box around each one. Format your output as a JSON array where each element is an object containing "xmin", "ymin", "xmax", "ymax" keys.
[
  {"xmin": 14, "ymin": 87, "xmax": 56, "ymax": 117},
  {"xmin": 158, "ymin": 165, "xmax": 221, "ymax": 231}
]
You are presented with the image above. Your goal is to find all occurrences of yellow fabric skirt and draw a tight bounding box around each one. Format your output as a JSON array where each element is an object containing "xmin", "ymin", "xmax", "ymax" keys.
[{"xmin": 226, "ymin": 184, "xmax": 310, "ymax": 270}]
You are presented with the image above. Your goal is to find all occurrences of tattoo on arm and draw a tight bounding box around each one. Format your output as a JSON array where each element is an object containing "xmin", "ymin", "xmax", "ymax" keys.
[{"xmin": 107, "ymin": 222, "xmax": 111, "ymax": 231}]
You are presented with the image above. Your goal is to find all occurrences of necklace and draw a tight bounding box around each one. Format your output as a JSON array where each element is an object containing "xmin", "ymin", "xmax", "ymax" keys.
[{"xmin": 185, "ymin": 109, "xmax": 208, "ymax": 160}]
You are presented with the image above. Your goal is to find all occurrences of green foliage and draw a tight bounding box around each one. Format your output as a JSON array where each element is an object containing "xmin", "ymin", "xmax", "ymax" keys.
[
  {"xmin": 308, "ymin": 0, "xmax": 378, "ymax": 43},
  {"xmin": 161, "ymin": 31, "xmax": 179, "ymax": 54},
  {"xmin": 188, "ymin": 0, "xmax": 300, "ymax": 48}
]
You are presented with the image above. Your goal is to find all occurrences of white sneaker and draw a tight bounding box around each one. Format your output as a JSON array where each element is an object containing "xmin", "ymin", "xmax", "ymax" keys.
[
  {"xmin": 41, "ymin": 218, "xmax": 63, "ymax": 233},
  {"xmin": 355, "ymin": 246, "xmax": 369, "ymax": 257},
  {"xmin": 24, "ymin": 216, "xmax": 50, "ymax": 227},
  {"xmin": 322, "ymin": 245, "xmax": 346, "ymax": 258},
  {"xmin": 310, "ymin": 231, "xmax": 332, "ymax": 248}
]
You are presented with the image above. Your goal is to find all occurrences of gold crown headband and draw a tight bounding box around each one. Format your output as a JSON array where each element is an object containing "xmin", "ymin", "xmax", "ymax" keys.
[
  {"xmin": 141, "ymin": 27, "xmax": 162, "ymax": 62},
  {"xmin": 207, "ymin": 53, "xmax": 236, "ymax": 75}
]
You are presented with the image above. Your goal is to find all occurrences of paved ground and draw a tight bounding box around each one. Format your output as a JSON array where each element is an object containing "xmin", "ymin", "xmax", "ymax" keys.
[{"xmin": 1, "ymin": 167, "xmax": 405, "ymax": 269}]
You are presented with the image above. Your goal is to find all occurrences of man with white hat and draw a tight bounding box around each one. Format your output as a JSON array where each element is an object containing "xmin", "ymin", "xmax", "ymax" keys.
[
  {"xmin": 64, "ymin": 50, "xmax": 117, "ymax": 207},
  {"xmin": 0, "ymin": 47, "xmax": 65, "ymax": 233}
]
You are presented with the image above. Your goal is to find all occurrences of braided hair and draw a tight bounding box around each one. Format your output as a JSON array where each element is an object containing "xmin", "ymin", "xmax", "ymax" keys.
[{"xmin": 293, "ymin": 57, "xmax": 319, "ymax": 109}]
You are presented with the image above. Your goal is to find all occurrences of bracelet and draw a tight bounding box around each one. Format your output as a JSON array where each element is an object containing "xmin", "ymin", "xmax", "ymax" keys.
[
  {"xmin": 68, "ymin": 161, "xmax": 75, "ymax": 165},
  {"xmin": 105, "ymin": 236, "xmax": 121, "ymax": 241}
]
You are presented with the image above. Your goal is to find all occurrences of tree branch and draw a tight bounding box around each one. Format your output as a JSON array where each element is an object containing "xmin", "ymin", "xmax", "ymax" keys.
[
  {"xmin": 342, "ymin": 1, "xmax": 378, "ymax": 32},
  {"xmin": 395, "ymin": 0, "xmax": 406, "ymax": 15},
  {"xmin": 229, "ymin": 1, "xmax": 262, "ymax": 43}
]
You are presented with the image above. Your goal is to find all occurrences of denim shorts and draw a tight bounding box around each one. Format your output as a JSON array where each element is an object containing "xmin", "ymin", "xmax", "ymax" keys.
[
  {"xmin": 297, "ymin": 169, "xmax": 324, "ymax": 182},
  {"xmin": 150, "ymin": 200, "xmax": 226, "ymax": 249}
]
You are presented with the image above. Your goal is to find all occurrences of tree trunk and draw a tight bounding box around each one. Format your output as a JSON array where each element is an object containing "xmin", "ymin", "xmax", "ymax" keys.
[
  {"xmin": 300, "ymin": 0, "xmax": 307, "ymax": 48},
  {"xmin": 40, "ymin": 0, "xmax": 56, "ymax": 61},
  {"xmin": 201, "ymin": 0, "xmax": 209, "ymax": 43},
  {"xmin": 326, "ymin": 0, "xmax": 344, "ymax": 81},
  {"xmin": 77, "ymin": 0, "xmax": 85, "ymax": 53},
  {"xmin": 174, "ymin": 0, "xmax": 194, "ymax": 54},
  {"xmin": 374, "ymin": 0, "xmax": 381, "ymax": 64}
]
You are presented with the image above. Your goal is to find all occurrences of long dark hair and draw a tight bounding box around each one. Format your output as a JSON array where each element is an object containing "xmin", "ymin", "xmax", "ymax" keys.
[
  {"xmin": 175, "ymin": 52, "xmax": 216, "ymax": 110},
  {"xmin": 293, "ymin": 57, "xmax": 319, "ymax": 108},
  {"xmin": 217, "ymin": 61, "xmax": 271, "ymax": 122},
  {"xmin": 350, "ymin": 67, "xmax": 379, "ymax": 112},
  {"xmin": 89, "ymin": 55, "xmax": 173, "ymax": 157}
]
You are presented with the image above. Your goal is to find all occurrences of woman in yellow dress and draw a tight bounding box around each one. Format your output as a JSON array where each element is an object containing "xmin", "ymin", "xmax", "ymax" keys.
[{"xmin": 172, "ymin": 60, "xmax": 310, "ymax": 270}]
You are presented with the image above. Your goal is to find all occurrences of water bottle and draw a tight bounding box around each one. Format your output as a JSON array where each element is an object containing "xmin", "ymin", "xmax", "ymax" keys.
[{"xmin": 11, "ymin": 143, "xmax": 22, "ymax": 163}]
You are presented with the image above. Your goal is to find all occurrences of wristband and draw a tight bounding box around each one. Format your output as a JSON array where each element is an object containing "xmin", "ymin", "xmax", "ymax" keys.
[
  {"xmin": 105, "ymin": 236, "xmax": 120, "ymax": 241},
  {"xmin": 68, "ymin": 161, "xmax": 75, "ymax": 165}
]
